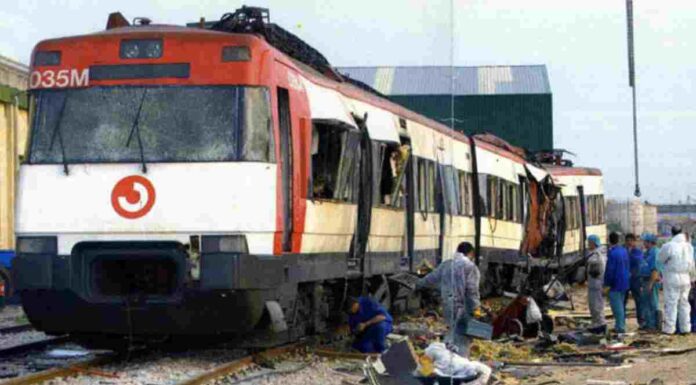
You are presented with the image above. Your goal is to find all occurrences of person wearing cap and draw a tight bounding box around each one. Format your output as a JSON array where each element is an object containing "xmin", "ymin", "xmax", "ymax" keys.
[
  {"xmin": 586, "ymin": 234, "xmax": 607, "ymax": 333},
  {"xmin": 658, "ymin": 226, "xmax": 696, "ymax": 334},
  {"xmin": 639, "ymin": 233, "xmax": 660, "ymax": 330},
  {"xmin": 346, "ymin": 296, "xmax": 393, "ymax": 353},
  {"xmin": 416, "ymin": 241, "xmax": 481, "ymax": 356},
  {"xmin": 604, "ymin": 232, "xmax": 630, "ymax": 334}
]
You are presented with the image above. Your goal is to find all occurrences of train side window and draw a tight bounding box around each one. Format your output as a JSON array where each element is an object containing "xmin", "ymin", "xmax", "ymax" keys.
[
  {"xmin": 418, "ymin": 158, "xmax": 427, "ymax": 212},
  {"xmin": 478, "ymin": 174, "xmax": 489, "ymax": 217},
  {"xmin": 427, "ymin": 161, "xmax": 437, "ymax": 212},
  {"xmin": 310, "ymin": 121, "xmax": 359, "ymax": 202},
  {"xmin": 448, "ymin": 166, "xmax": 460, "ymax": 215},
  {"xmin": 390, "ymin": 144, "xmax": 410, "ymax": 208},
  {"xmin": 493, "ymin": 178, "xmax": 504, "ymax": 219},
  {"xmin": 506, "ymin": 182, "xmax": 515, "ymax": 222}
]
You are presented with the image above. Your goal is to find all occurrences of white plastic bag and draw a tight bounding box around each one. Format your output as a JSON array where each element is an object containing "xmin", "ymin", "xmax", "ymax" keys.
[{"xmin": 526, "ymin": 297, "xmax": 543, "ymax": 324}]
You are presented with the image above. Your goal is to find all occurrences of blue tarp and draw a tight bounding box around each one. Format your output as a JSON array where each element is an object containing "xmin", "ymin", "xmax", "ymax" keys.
[{"xmin": 0, "ymin": 250, "xmax": 15, "ymax": 269}]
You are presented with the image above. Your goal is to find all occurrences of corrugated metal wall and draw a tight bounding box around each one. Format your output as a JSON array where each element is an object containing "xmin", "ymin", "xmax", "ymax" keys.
[{"xmin": 389, "ymin": 94, "xmax": 553, "ymax": 151}]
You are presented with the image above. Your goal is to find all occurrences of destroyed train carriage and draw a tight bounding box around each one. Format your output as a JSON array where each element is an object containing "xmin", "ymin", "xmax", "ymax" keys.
[{"xmin": 13, "ymin": 7, "xmax": 606, "ymax": 345}]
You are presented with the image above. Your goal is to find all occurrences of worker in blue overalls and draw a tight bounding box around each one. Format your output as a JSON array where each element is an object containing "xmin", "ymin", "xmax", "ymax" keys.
[
  {"xmin": 346, "ymin": 296, "xmax": 393, "ymax": 353},
  {"xmin": 638, "ymin": 233, "xmax": 660, "ymax": 331}
]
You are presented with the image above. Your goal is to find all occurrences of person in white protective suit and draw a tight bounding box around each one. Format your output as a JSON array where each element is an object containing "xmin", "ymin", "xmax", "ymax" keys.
[
  {"xmin": 658, "ymin": 226, "xmax": 696, "ymax": 334},
  {"xmin": 423, "ymin": 342, "xmax": 491, "ymax": 385},
  {"xmin": 416, "ymin": 242, "xmax": 481, "ymax": 357},
  {"xmin": 585, "ymin": 235, "xmax": 607, "ymax": 333}
]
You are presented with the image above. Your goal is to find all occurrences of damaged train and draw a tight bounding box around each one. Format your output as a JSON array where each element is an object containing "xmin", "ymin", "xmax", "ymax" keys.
[{"xmin": 13, "ymin": 7, "xmax": 605, "ymax": 345}]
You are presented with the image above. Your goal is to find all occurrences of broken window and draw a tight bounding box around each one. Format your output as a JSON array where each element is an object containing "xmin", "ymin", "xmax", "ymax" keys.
[
  {"xmin": 427, "ymin": 161, "xmax": 437, "ymax": 212},
  {"xmin": 310, "ymin": 120, "xmax": 360, "ymax": 202},
  {"xmin": 478, "ymin": 174, "xmax": 489, "ymax": 216},
  {"xmin": 373, "ymin": 142, "xmax": 410, "ymax": 207},
  {"xmin": 417, "ymin": 157, "xmax": 427, "ymax": 212},
  {"xmin": 448, "ymin": 166, "xmax": 461, "ymax": 215},
  {"xmin": 459, "ymin": 171, "xmax": 473, "ymax": 217},
  {"xmin": 506, "ymin": 182, "xmax": 515, "ymax": 221},
  {"xmin": 490, "ymin": 177, "xmax": 504, "ymax": 220}
]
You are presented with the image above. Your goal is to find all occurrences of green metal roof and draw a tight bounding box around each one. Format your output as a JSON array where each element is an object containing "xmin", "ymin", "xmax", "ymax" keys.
[{"xmin": 337, "ymin": 65, "xmax": 550, "ymax": 96}]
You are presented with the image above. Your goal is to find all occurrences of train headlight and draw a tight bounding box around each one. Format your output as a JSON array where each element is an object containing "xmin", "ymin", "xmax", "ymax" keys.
[
  {"xmin": 120, "ymin": 39, "xmax": 163, "ymax": 59},
  {"xmin": 16, "ymin": 237, "xmax": 58, "ymax": 254},
  {"xmin": 201, "ymin": 235, "xmax": 248, "ymax": 254}
]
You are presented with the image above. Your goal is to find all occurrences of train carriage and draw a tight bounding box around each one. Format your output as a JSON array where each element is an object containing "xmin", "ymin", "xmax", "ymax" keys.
[{"xmin": 12, "ymin": 7, "xmax": 605, "ymax": 344}]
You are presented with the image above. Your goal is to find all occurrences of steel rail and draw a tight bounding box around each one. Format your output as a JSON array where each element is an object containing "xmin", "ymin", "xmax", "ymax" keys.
[
  {"xmin": 0, "ymin": 336, "xmax": 71, "ymax": 359},
  {"xmin": 178, "ymin": 343, "xmax": 304, "ymax": 385},
  {"xmin": 0, "ymin": 324, "xmax": 33, "ymax": 334},
  {"xmin": 0, "ymin": 356, "xmax": 114, "ymax": 385}
]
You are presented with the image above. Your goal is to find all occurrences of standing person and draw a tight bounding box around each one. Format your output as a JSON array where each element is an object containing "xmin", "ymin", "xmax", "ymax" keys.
[
  {"xmin": 416, "ymin": 241, "xmax": 481, "ymax": 356},
  {"xmin": 346, "ymin": 296, "xmax": 393, "ymax": 353},
  {"xmin": 586, "ymin": 235, "xmax": 607, "ymax": 334},
  {"xmin": 604, "ymin": 232, "xmax": 630, "ymax": 334},
  {"xmin": 658, "ymin": 226, "xmax": 696, "ymax": 335},
  {"xmin": 639, "ymin": 233, "xmax": 661, "ymax": 331},
  {"xmin": 625, "ymin": 233, "xmax": 645, "ymax": 324}
]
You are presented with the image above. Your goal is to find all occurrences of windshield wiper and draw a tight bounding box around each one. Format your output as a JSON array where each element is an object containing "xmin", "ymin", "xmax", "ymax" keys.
[
  {"xmin": 126, "ymin": 89, "xmax": 148, "ymax": 173},
  {"xmin": 48, "ymin": 95, "xmax": 70, "ymax": 175}
]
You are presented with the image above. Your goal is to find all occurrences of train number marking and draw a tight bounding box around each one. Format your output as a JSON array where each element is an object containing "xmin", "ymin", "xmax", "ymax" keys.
[
  {"xmin": 29, "ymin": 69, "xmax": 89, "ymax": 89},
  {"xmin": 111, "ymin": 175, "xmax": 156, "ymax": 219}
]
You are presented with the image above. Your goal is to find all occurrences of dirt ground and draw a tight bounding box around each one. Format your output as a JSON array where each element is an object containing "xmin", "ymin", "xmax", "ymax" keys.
[{"xmin": 520, "ymin": 285, "xmax": 696, "ymax": 385}]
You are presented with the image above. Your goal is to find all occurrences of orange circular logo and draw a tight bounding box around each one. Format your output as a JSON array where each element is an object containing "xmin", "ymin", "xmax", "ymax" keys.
[{"xmin": 111, "ymin": 175, "xmax": 156, "ymax": 219}]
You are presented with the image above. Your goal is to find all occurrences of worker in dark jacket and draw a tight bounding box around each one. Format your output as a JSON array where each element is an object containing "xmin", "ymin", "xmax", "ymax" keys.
[
  {"xmin": 604, "ymin": 232, "xmax": 630, "ymax": 334},
  {"xmin": 346, "ymin": 296, "xmax": 393, "ymax": 353},
  {"xmin": 625, "ymin": 233, "xmax": 644, "ymax": 324}
]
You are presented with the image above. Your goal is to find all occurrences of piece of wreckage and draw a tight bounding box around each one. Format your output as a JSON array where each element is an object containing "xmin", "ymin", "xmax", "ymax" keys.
[{"xmin": 411, "ymin": 142, "xmax": 584, "ymax": 339}]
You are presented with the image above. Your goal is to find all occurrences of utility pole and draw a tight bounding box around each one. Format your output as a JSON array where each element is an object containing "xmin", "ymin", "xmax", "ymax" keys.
[{"xmin": 626, "ymin": 0, "xmax": 641, "ymax": 197}]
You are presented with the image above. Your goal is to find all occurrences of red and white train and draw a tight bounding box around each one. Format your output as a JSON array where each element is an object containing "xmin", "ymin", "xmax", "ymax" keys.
[{"xmin": 14, "ymin": 8, "xmax": 605, "ymax": 344}]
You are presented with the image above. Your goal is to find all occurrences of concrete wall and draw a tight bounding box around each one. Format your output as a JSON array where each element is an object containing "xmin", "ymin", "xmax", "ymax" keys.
[
  {"xmin": 0, "ymin": 56, "xmax": 28, "ymax": 91},
  {"xmin": 606, "ymin": 199, "xmax": 657, "ymax": 235},
  {"xmin": 0, "ymin": 55, "xmax": 29, "ymax": 251}
]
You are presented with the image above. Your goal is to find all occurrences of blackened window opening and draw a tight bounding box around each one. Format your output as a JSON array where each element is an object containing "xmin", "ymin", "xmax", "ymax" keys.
[{"xmin": 310, "ymin": 120, "xmax": 360, "ymax": 202}]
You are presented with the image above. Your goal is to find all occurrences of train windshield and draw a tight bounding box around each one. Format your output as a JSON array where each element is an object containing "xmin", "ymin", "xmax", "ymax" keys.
[{"xmin": 28, "ymin": 85, "xmax": 273, "ymax": 164}]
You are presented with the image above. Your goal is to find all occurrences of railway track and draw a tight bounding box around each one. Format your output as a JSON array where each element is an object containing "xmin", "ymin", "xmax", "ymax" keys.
[
  {"xmin": 0, "ymin": 335, "xmax": 71, "ymax": 359},
  {"xmin": 0, "ymin": 324, "xmax": 34, "ymax": 334},
  {"xmin": 0, "ymin": 342, "xmax": 302, "ymax": 385}
]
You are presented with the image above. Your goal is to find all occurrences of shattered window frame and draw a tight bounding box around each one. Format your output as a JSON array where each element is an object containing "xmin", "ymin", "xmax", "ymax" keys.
[{"xmin": 309, "ymin": 119, "xmax": 360, "ymax": 203}]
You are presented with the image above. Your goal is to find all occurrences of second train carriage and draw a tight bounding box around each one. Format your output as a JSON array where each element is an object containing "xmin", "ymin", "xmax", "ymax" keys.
[{"xmin": 13, "ymin": 7, "xmax": 605, "ymax": 343}]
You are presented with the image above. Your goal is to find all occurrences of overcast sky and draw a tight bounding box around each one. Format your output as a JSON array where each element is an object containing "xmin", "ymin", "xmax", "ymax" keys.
[{"xmin": 1, "ymin": 0, "xmax": 694, "ymax": 203}]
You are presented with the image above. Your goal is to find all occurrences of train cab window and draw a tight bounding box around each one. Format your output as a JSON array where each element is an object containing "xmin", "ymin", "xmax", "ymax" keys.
[{"xmin": 310, "ymin": 121, "xmax": 360, "ymax": 202}]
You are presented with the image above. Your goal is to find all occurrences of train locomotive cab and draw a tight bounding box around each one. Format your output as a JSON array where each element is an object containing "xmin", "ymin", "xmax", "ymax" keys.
[{"xmin": 14, "ymin": 20, "xmax": 295, "ymax": 343}]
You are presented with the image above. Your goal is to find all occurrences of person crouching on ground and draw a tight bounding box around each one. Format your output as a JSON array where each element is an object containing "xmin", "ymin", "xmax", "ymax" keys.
[
  {"xmin": 586, "ymin": 234, "xmax": 607, "ymax": 334},
  {"xmin": 346, "ymin": 296, "xmax": 393, "ymax": 353},
  {"xmin": 416, "ymin": 241, "xmax": 481, "ymax": 357},
  {"xmin": 604, "ymin": 232, "xmax": 630, "ymax": 334},
  {"xmin": 658, "ymin": 226, "xmax": 696, "ymax": 335},
  {"xmin": 638, "ymin": 233, "xmax": 661, "ymax": 331}
]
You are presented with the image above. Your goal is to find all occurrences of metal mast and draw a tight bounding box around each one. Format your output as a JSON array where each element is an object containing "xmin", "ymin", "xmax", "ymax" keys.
[{"xmin": 627, "ymin": 0, "xmax": 641, "ymax": 197}]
